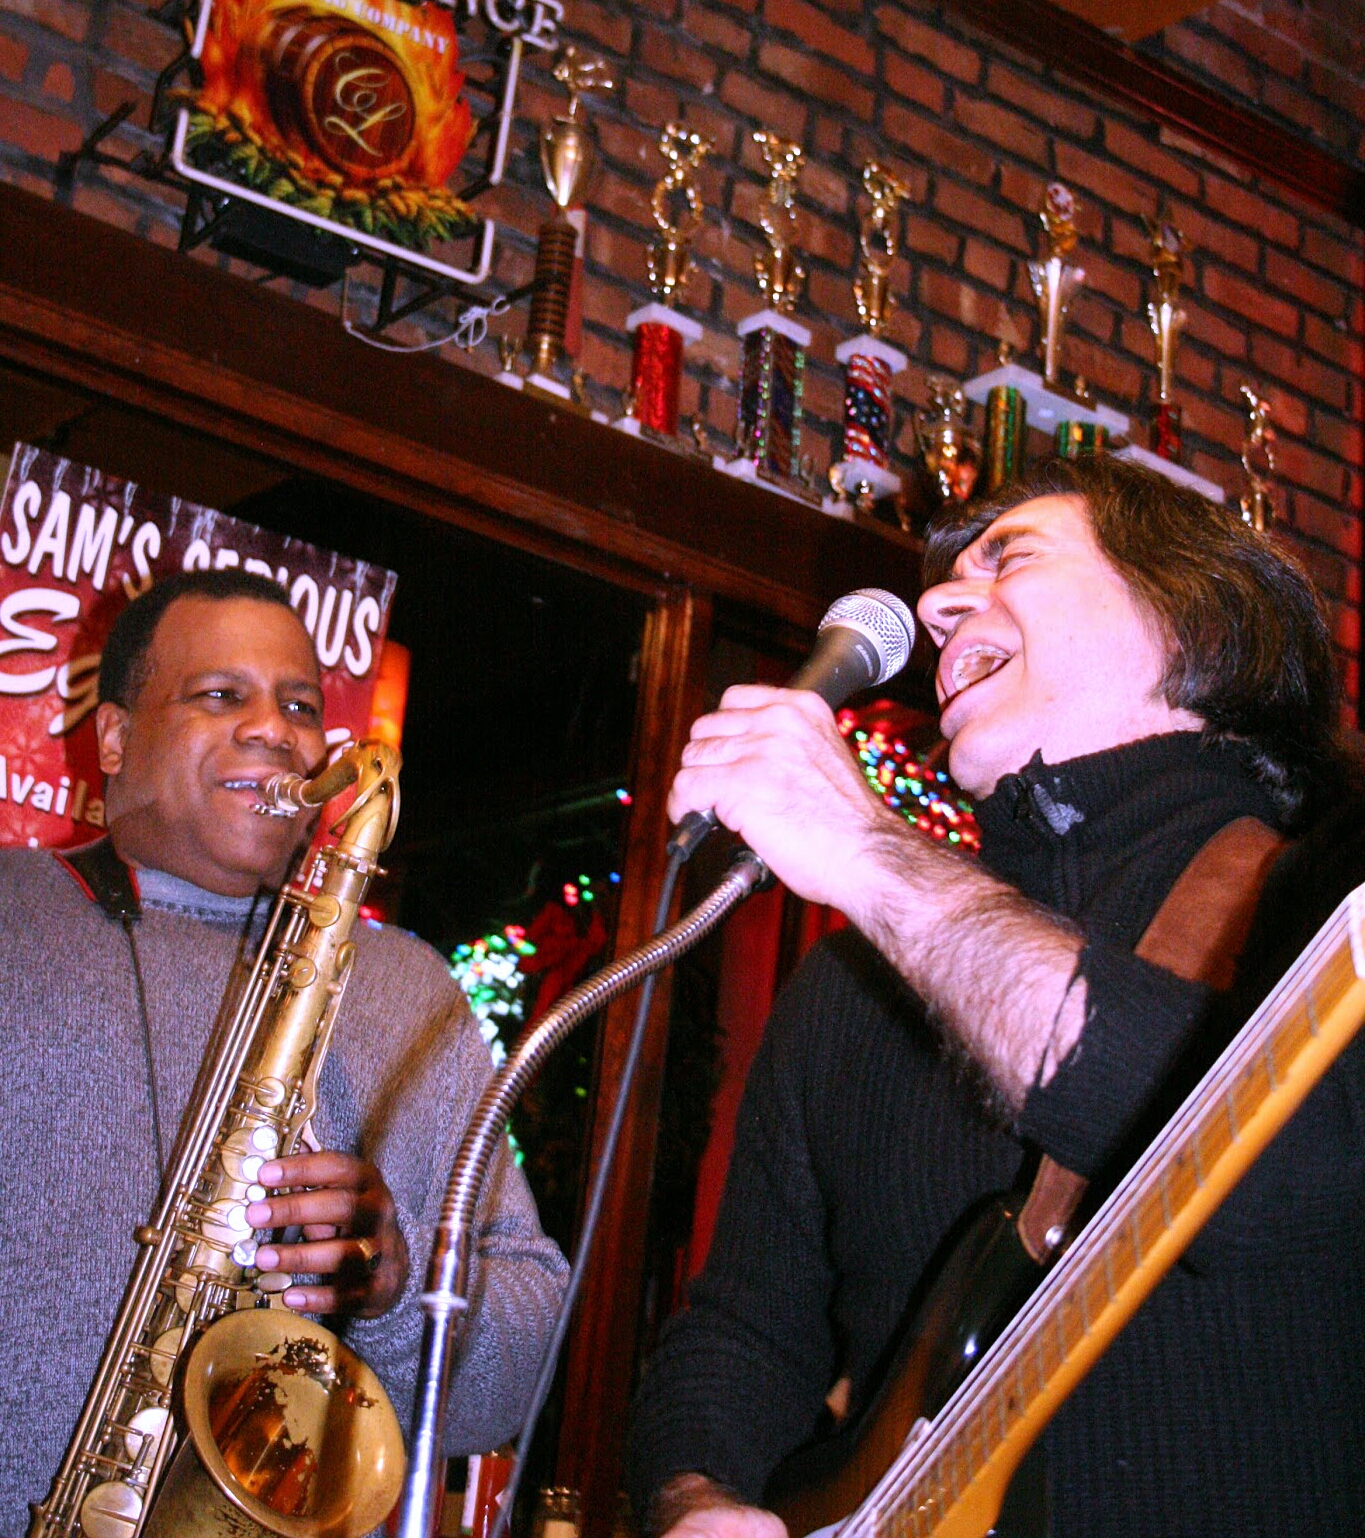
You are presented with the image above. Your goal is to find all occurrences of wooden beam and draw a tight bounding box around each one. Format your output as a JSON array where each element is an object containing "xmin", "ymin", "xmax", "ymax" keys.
[{"xmin": 950, "ymin": 0, "xmax": 1365, "ymax": 228}]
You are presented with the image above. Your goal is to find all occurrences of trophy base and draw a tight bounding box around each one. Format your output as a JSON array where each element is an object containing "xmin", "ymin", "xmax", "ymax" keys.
[
  {"xmin": 963, "ymin": 362, "xmax": 1129, "ymax": 436},
  {"xmin": 719, "ymin": 455, "xmax": 821, "ymax": 507},
  {"xmin": 525, "ymin": 371, "xmax": 572, "ymax": 401},
  {"xmin": 1115, "ymin": 444, "xmax": 1225, "ymax": 505},
  {"xmin": 827, "ymin": 457, "xmax": 902, "ymax": 519},
  {"xmin": 494, "ymin": 371, "xmax": 525, "ymax": 390}
]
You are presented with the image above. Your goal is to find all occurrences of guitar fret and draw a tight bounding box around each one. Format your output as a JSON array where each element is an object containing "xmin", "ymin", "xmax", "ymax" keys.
[
  {"xmin": 1159, "ymin": 1170, "xmax": 1173, "ymax": 1230},
  {"xmin": 1262, "ymin": 1040, "xmax": 1279, "ymax": 1089}
]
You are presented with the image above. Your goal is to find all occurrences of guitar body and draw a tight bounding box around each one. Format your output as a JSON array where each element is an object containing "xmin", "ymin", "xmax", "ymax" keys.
[{"xmin": 767, "ymin": 1198, "xmax": 1047, "ymax": 1538}]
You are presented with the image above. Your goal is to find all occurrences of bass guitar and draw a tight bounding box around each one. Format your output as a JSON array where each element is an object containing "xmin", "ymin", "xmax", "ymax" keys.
[{"xmin": 772, "ymin": 883, "xmax": 1365, "ymax": 1538}]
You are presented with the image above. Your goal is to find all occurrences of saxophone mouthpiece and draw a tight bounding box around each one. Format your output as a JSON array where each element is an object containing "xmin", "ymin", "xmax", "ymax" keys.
[{"xmin": 254, "ymin": 772, "xmax": 308, "ymax": 817}]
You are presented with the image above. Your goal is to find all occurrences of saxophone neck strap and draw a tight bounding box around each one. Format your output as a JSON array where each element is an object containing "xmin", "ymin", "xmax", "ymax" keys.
[
  {"xmin": 55, "ymin": 837, "xmax": 142, "ymax": 923},
  {"xmin": 1016, "ymin": 814, "xmax": 1290, "ymax": 1262}
]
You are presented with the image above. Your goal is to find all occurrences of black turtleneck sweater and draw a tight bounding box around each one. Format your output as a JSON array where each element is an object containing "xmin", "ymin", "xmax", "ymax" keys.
[{"xmin": 627, "ymin": 734, "xmax": 1365, "ymax": 1537}]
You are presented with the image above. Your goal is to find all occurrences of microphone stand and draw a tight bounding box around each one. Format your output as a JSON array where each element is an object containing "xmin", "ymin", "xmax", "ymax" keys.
[{"xmin": 396, "ymin": 849, "xmax": 771, "ymax": 1538}]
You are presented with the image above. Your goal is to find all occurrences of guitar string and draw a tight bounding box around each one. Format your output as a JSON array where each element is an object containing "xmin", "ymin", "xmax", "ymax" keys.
[{"xmin": 853, "ymin": 909, "xmax": 1353, "ymax": 1538}]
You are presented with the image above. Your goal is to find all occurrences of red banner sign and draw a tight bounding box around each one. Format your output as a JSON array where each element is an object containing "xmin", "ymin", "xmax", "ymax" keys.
[{"xmin": 0, "ymin": 443, "xmax": 397, "ymax": 849}]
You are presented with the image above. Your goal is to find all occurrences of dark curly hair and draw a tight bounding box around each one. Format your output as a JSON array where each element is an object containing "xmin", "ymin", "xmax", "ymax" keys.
[
  {"xmin": 98, "ymin": 569, "xmax": 302, "ymax": 709},
  {"xmin": 921, "ymin": 454, "xmax": 1349, "ymax": 827}
]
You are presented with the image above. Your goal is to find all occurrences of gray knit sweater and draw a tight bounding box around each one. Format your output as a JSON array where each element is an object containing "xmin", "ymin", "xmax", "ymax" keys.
[{"xmin": 0, "ymin": 846, "xmax": 569, "ymax": 1535}]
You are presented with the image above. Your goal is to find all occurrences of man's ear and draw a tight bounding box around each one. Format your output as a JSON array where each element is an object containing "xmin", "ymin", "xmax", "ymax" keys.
[{"xmin": 94, "ymin": 701, "xmax": 131, "ymax": 776}]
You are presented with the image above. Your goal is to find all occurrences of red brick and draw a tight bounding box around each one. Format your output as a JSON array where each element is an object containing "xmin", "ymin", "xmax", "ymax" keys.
[
  {"xmin": 763, "ymin": 0, "xmax": 874, "ymax": 74},
  {"xmin": 883, "ymin": 106, "xmax": 994, "ymax": 185},
  {"xmin": 566, "ymin": 1, "xmax": 632, "ymax": 53},
  {"xmin": 40, "ymin": 59, "xmax": 73, "ymax": 100},
  {"xmin": 1103, "ymin": 121, "xmax": 1200, "ymax": 199},
  {"xmin": 719, "ymin": 68, "xmax": 806, "ymax": 139},
  {"xmin": 902, "ymin": 210, "xmax": 960, "ymax": 266},
  {"xmin": 624, "ymin": 76, "xmax": 682, "ymax": 129},
  {"xmin": 1303, "ymin": 311, "xmax": 1364, "ymax": 373},
  {"xmin": 952, "ymin": 94, "xmax": 1047, "ymax": 167},
  {"xmin": 1275, "ymin": 435, "xmax": 1350, "ymax": 499},
  {"xmin": 812, "ymin": 116, "xmax": 842, "ymax": 156},
  {"xmin": 933, "ymin": 180, "xmax": 1027, "ymax": 252},
  {"xmin": 1203, "ymin": 265, "xmax": 1300, "ymax": 340},
  {"xmin": 1248, "ymin": 384, "xmax": 1310, "ymax": 440},
  {"xmin": 101, "ymin": 4, "xmax": 179, "ymax": 73},
  {"xmin": 758, "ymin": 41, "xmax": 874, "ymax": 119},
  {"xmin": 984, "ymin": 62, "xmax": 1096, "ymax": 139},
  {"xmin": 1329, "ymin": 599, "xmax": 1359, "ymax": 654},
  {"xmin": 874, "ymin": 5, "xmax": 980, "ymax": 84},
  {"xmin": 92, "ymin": 66, "xmax": 151, "ymax": 119},
  {"xmin": 963, "ymin": 236, "xmax": 1011, "ymax": 291},
  {"xmin": 1061, "ymin": 334, "xmax": 1143, "ymax": 404},
  {"xmin": 1303, "ymin": 60, "xmax": 1365, "ymax": 124},
  {"xmin": 882, "ymin": 50, "xmax": 945, "ymax": 115},
  {"xmin": 1177, "ymin": 392, "xmax": 1249, "ymax": 455},
  {"xmin": 1070, "ymin": 291, "xmax": 1116, "ymax": 347},
  {"xmin": 918, "ymin": 267, "xmax": 1012, "ymax": 342},
  {"xmin": 1249, "ymin": 332, "xmax": 1349, "ymax": 412},
  {"xmin": 1079, "ymin": 250, "xmax": 1141, "ymax": 312},
  {"xmin": 0, "ymin": 32, "xmax": 28, "ymax": 81},
  {"xmin": 641, "ymin": 29, "xmax": 717, "ymax": 90},
  {"xmin": 1263, "ymin": 73, "xmax": 1341, "ymax": 146},
  {"xmin": 1295, "ymin": 543, "xmax": 1347, "ymax": 602},
  {"xmin": 1167, "ymin": 200, "xmax": 1259, "ymax": 276},
  {"xmin": 1264, "ymin": 248, "xmax": 1349, "ymax": 320},
  {"xmin": 1291, "ymin": 492, "xmax": 1362, "ymax": 561},
  {"xmin": 0, "ymin": 95, "xmax": 81, "ymax": 159},
  {"xmin": 928, "ymin": 326, "xmax": 971, "ymax": 375},
  {"xmin": 1201, "ymin": 6, "xmax": 1302, "ymax": 77},
  {"xmin": 5, "ymin": 0, "xmax": 87, "ymax": 42},
  {"xmin": 798, "ymin": 156, "xmax": 849, "ymax": 216},
  {"xmin": 1300, "ymin": 224, "xmax": 1363, "ymax": 283},
  {"xmin": 997, "ymin": 163, "xmax": 1049, "ymax": 222},
  {"xmin": 1202, "ymin": 175, "xmax": 1300, "ymax": 250},
  {"xmin": 1311, "ymin": 414, "xmax": 1364, "ymax": 466},
  {"xmin": 682, "ymin": 0, "xmax": 751, "ymax": 56},
  {"xmin": 1051, "ymin": 141, "xmax": 1150, "ymax": 219},
  {"xmin": 1164, "ymin": 25, "xmax": 1260, "ymax": 101}
]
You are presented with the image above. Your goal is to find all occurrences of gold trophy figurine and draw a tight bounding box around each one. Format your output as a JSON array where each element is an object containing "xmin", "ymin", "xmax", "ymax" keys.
[
  {"xmin": 526, "ymin": 46, "xmax": 614, "ymax": 382},
  {"xmin": 1240, "ymin": 386, "xmax": 1277, "ymax": 533},
  {"xmin": 646, "ymin": 122, "xmax": 714, "ymax": 306},
  {"xmin": 1146, "ymin": 207, "xmax": 1188, "ymax": 462},
  {"xmin": 752, "ymin": 130, "xmax": 806, "ymax": 314},
  {"xmin": 619, "ymin": 123, "xmax": 713, "ymax": 439},
  {"xmin": 1027, "ymin": 182, "xmax": 1086, "ymax": 388},
  {"xmin": 854, "ymin": 161, "xmax": 911, "ymax": 338}
]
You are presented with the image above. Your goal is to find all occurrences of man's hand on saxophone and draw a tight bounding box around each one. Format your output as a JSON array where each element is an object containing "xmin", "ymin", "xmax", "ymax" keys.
[{"xmin": 249, "ymin": 1148, "xmax": 411, "ymax": 1316}]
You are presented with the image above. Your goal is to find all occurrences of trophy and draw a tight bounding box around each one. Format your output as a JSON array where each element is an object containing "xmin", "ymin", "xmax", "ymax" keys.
[
  {"xmin": 916, "ymin": 378, "xmax": 980, "ymax": 509},
  {"xmin": 827, "ymin": 163, "xmax": 912, "ymax": 515},
  {"xmin": 725, "ymin": 131, "xmax": 813, "ymax": 495},
  {"xmin": 616, "ymin": 123, "xmax": 712, "ymax": 440},
  {"xmin": 1240, "ymin": 386, "xmax": 1277, "ymax": 532},
  {"xmin": 1147, "ymin": 208, "xmax": 1188, "ymax": 463},
  {"xmin": 523, "ymin": 46, "xmax": 613, "ymax": 395},
  {"xmin": 1028, "ymin": 183, "xmax": 1085, "ymax": 390}
]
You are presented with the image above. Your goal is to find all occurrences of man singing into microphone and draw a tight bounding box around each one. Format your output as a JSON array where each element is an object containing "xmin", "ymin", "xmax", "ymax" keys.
[{"xmin": 627, "ymin": 455, "xmax": 1365, "ymax": 1536}]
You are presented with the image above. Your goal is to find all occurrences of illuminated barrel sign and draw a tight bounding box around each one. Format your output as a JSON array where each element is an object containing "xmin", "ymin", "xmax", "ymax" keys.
[{"xmin": 261, "ymin": 9, "xmax": 416, "ymax": 181}]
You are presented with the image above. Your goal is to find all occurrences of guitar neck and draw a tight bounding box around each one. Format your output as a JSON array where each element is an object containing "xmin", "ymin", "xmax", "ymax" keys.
[{"xmin": 844, "ymin": 891, "xmax": 1365, "ymax": 1538}]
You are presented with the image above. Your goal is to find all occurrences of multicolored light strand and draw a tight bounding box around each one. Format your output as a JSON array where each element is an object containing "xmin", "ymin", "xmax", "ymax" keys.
[{"xmin": 837, "ymin": 708, "xmax": 980, "ymax": 854}]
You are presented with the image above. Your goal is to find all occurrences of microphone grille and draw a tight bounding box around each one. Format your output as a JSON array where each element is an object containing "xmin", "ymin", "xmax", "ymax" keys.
[{"xmin": 817, "ymin": 589, "xmax": 917, "ymax": 683}]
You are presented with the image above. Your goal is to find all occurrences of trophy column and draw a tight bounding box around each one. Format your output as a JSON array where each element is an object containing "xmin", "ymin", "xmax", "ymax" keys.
[
  {"xmin": 826, "ymin": 164, "xmax": 911, "ymax": 517},
  {"xmin": 615, "ymin": 123, "xmax": 712, "ymax": 442}
]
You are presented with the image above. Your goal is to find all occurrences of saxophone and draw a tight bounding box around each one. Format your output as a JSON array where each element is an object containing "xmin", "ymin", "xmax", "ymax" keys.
[{"xmin": 31, "ymin": 742, "xmax": 407, "ymax": 1538}]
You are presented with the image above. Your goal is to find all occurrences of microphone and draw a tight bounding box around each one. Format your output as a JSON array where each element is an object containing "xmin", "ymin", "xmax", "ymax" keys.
[{"xmin": 668, "ymin": 588, "xmax": 917, "ymax": 860}]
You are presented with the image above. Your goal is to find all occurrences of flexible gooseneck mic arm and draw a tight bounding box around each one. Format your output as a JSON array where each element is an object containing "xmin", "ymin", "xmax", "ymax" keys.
[{"xmin": 396, "ymin": 851, "xmax": 772, "ymax": 1538}]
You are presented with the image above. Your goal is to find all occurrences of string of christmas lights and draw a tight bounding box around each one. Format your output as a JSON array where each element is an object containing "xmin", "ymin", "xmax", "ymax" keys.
[{"xmin": 837, "ymin": 707, "xmax": 980, "ymax": 854}]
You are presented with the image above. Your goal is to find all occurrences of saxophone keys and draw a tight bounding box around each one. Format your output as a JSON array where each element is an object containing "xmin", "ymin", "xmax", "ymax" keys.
[
  {"xmin": 125, "ymin": 1407, "xmax": 172, "ymax": 1465},
  {"xmin": 78, "ymin": 1480, "xmax": 142, "ymax": 1538}
]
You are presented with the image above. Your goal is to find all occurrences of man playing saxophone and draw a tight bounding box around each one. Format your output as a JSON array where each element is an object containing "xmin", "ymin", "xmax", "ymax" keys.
[{"xmin": 0, "ymin": 569, "xmax": 569, "ymax": 1535}]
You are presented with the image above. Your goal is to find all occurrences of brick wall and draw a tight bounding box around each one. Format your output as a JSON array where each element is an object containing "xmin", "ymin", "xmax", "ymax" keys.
[{"xmin": 1, "ymin": 0, "xmax": 1362, "ymax": 709}]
